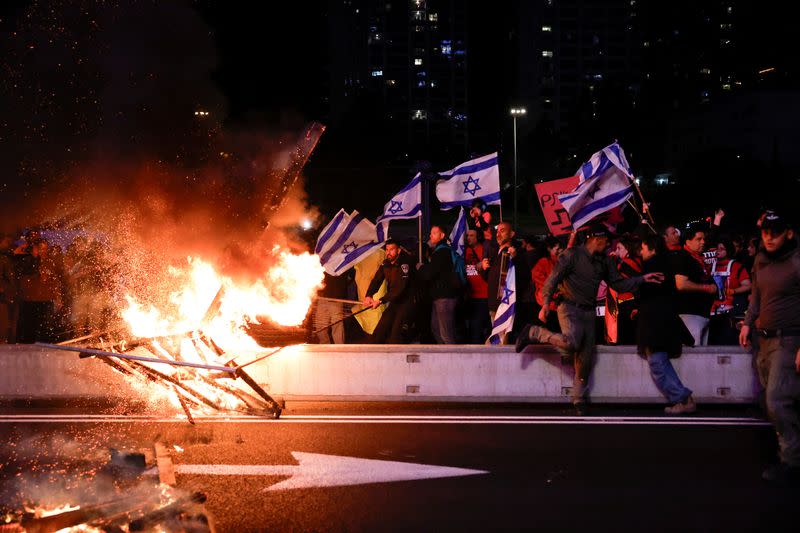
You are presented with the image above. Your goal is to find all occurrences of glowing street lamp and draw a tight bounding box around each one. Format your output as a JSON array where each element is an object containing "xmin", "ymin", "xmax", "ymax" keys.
[{"xmin": 509, "ymin": 107, "xmax": 527, "ymax": 227}]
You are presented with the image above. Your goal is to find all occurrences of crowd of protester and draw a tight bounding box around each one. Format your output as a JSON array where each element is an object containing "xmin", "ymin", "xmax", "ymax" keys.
[
  {"xmin": 0, "ymin": 230, "xmax": 116, "ymax": 344},
  {"xmin": 316, "ymin": 201, "xmax": 768, "ymax": 353}
]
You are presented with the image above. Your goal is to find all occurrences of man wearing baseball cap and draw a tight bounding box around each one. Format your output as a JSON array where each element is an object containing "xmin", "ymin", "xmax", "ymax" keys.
[
  {"xmin": 516, "ymin": 223, "xmax": 665, "ymax": 415},
  {"xmin": 739, "ymin": 210, "xmax": 800, "ymax": 484}
]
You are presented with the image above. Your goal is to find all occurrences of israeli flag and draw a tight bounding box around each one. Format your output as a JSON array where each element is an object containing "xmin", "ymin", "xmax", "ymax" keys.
[
  {"xmin": 449, "ymin": 207, "xmax": 467, "ymax": 256},
  {"xmin": 377, "ymin": 173, "xmax": 422, "ymax": 222},
  {"xmin": 435, "ymin": 152, "xmax": 501, "ymax": 210},
  {"xmin": 315, "ymin": 210, "xmax": 387, "ymax": 276},
  {"xmin": 488, "ymin": 263, "xmax": 515, "ymax": 345},
  {"xmin": 557, "ymin": 143, "xmax": 634, "ymax": 230}
]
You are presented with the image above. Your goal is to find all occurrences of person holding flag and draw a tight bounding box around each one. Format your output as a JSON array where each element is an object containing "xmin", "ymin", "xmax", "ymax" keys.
[
  {"xmin": 363, "ymin": 239, "xmax": 417, "ymax": 344},
  {"xmin": 515, "ymin": 224, "xmax": 665, "ymax": 415},
  {"xmin": 480, "ymin": 221, "xmax": 534, "ymax": 344}
]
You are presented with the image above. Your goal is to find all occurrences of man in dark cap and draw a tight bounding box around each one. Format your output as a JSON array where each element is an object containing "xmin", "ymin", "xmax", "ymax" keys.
[
  {"xmin": 739, "ymin": 210, "xmax": 800, "ymax": 484},
  {"xmin": 515, "ymin": 223, "xmax": 665, "ymax": 414},
  {"xmin": 364, "ymin": 239, "xmax": 416, "ymax": 344}
]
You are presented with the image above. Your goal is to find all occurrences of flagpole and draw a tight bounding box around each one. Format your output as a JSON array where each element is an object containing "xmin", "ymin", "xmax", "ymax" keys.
[
  {"xmin": 418, "ymin": 215, "xmax": 423, "ymax": 264},
  {"xmin": 628, "ymin": 177, "xmax": 656, "ymax": 227},
  {"xmin": 626, "ymin": 198, "xmax": 656, "ymax": 235}
]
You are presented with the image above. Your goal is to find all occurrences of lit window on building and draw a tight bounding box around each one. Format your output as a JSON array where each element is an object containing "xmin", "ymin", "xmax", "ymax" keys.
[
  {"xmin": 429, "ymin": 13, "xmax": 438, "ymax": 22},
  {"xmin": 386, "ymin": 79, "xmax": 396, "ymax": 86},
  {"xmin": 414, "ymin": 58, "xmax": 423, "ymax": 65},
  {"xmin": 441, "ymin": 40, "xmax": 452, "ymax": 56},
  {"xmin": 700, "ymin": 67, "xmax": 711, "ymax": 75},
  {"xmin": 720, "ymin": 39, "xmax": 731, "ymax": 47},
  {"xmin": 417, "ymin": 80, "xmax": 426, "ymax": 87},
  {"xmin": 727, "ymin": 6, "xmax": 732, "ymax": 14},
  {"xmin": 414, "ymin": 25, "xmax": 424, "ymax": 32},
  {"xmin": 643, "ymin": 41, "xmax": 649, "ymax": 47},
  {"xmin": 417, "ymin": 70, "xmax": 427, "ymax": 77},
  {"xmin": 720, "ymin": 23, "xmax": 732, "ymax": 30},
  {"xmin": 371, "ymin": 69, "xmax": 383, "ymax": 77},
  {"xmin": 430, "ymin": 80, "xmax": 437, "ymax": 88},
  {"xmin": 412, "ymin": 10, "xmax": 425, "ymax": 21},
  {"xmin": 453, "ymin": 113, "xmax": 467, "ymax": 122},
  {"xmin": 722, "ymin": 83, "xmax": 731, "ymax": 90},
  {"xmin": 593, "ymin": 74, "xmax": 603, "ymax": 81},
  {"xmin": 542, "ymin": 25, "xmax": 552, "ymax": 32},
  {"xmin": 413, "ymin": 0, "xmax": 425, "ymax": 7},
  {"xmin": 542, "ymin": 50, "xmax": 553, "ymax": 58},
  {"xmin": 412, "ymin": 109, "xmax": 427, "ymax": 120}
]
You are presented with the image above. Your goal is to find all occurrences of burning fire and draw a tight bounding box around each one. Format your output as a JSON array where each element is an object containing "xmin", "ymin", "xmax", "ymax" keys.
[{"xmin": 122, "ymin": 246, "xmax": 324, "ymax": 353}]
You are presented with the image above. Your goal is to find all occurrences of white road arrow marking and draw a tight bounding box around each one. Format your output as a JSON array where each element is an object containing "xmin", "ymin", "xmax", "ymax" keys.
[{"xmin": 174, "ymin": 451, "xmax": 489, "ymax": 491}]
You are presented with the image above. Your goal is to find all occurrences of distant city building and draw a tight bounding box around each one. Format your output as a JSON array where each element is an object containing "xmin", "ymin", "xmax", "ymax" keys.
[{"xmin": 328, "ymin": 0, "xmax": 469, "ymax": 163}]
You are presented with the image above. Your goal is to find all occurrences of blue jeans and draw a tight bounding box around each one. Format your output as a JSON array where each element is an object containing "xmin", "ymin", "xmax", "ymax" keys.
[{"xmin": 647, "ymin": 351, "xmax": 692, "ymax": 404}]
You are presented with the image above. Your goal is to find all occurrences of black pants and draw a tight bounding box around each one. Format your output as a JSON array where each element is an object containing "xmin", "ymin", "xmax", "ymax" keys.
[
  {"xmin": 370, "ymin": 301, "xmax": 414, "ymax": 344},
  {"xmin": 464, "ymin": 299, "xmax": 490, "ymax": 344}
]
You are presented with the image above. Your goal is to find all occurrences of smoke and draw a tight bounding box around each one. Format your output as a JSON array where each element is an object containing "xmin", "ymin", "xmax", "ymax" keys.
[{"xmin": 0, "ymin": 1, "xmax": 323, "ymax": 313}]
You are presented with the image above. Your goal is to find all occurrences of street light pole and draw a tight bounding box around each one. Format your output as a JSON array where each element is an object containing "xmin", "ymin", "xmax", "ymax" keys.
[{"xmin": 509, "ymin": 107, "xmax": 526, "ymax": 229}]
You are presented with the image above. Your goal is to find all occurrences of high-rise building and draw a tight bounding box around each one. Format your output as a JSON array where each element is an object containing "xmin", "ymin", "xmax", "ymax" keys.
[{"xmin": 328, "ymin": 0, "xmax": 469, "ymax": 164}]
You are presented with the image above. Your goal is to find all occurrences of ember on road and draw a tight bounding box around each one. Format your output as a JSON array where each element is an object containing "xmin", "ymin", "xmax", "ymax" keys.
[{"xmin": 0, "ymin": 405, "xmax": 794, "ymax": 532}]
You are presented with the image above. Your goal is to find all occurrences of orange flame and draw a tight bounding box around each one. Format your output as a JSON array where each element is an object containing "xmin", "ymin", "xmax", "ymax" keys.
[{"xmin": 122, "ymin": 246, "xmax": 324, "ymax": 353}]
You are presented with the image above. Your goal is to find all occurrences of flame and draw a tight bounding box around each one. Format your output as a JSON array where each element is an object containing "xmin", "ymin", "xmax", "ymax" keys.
[
  {"xmin": 116, "ymin": 246, "xmax": 323, "ymax": 414},
  {"xmin": 122, "ymin": 247, "xmax": 324, "ymax": 353},
  {"xmin": 24, "ymin": 503, "xmax": 80, "ymax": 517}
]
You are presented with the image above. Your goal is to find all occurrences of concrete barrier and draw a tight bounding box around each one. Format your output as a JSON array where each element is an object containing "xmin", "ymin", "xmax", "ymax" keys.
[{"xmin": 0, "ymin": 344, "xmax": 758, "ymax": 404}]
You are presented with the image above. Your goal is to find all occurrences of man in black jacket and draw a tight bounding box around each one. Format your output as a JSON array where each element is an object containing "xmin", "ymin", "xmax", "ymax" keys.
[
  {"xmin": 418, "ymin": 225, "xmax": 459, "ymax": 344},
  {"xmin": 364, "ymin": 239, "xmax": 416, "ymax": 344}
]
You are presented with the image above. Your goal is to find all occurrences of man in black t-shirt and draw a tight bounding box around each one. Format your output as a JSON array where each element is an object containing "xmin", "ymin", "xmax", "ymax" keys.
[{"xmin": 670, "ymin": 222, "xmax": 717, "ymax": 346}]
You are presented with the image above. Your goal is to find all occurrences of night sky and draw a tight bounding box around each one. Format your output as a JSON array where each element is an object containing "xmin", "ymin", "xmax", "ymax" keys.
[{"xmin": 1, "ymin": 1, "xmax": 798, "ymax": 230}]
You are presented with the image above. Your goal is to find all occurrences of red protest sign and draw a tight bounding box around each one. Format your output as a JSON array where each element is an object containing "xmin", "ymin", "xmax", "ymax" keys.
[{"xmin": 534, "ymin": 176, "xmax": 580, "ymax": 235}]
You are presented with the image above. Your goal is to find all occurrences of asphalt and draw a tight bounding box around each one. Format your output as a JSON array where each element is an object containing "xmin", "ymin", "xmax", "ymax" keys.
[{"xmin": 1, "ymin": 404, "xmax": 797, "ymax": 532}]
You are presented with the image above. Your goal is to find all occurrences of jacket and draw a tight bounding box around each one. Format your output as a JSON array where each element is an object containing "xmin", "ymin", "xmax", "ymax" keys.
[
  {"xmin": 636, "ymin": 254, "xmax": 694, "ymax": 356},
  {"xmin": 366, "ymin": 251, "xmax": 415, "ymax": 305}
]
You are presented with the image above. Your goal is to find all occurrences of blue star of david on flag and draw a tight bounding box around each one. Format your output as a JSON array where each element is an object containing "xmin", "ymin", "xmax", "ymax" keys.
[
  {"xmin": 387, "ymin": 200, "xmax": 404, "ymax": 214},
  {"xmin": 341, "ymin": 241, "xmax": 358, "ymax": 254},
  {"xmin": 377, "ymin": 174, "xmax": 422, "ymax": 222},
  {"xmin": 488, "ymin": 263, "xmax": 516, "ymax": 344},
  {"xmin": 500, "ymin": 286, "xmax": 514, "ymax": 306},
  {"xmin": 462, "ymin": 176, "xmax": 481, "ymax": 196}
]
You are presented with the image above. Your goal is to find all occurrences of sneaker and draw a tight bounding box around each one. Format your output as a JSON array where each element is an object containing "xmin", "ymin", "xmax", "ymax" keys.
[
  {"xmin": 664, "ymin": 395, "xmax": 697, "ymax": 415},
  {"xmin": 515, "ymin": 324, "xmax": 533, "ymax": 353},
  {"xmin": 762, "ymin": 462, "xmax": 800, "ymax": 485}
]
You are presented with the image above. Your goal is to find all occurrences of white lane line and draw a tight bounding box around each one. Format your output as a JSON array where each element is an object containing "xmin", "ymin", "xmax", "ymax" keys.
[
  {"xmin": 0, "ymin": 414, "xmax": 764, "ymax": 422},
  {"xmin": 0, "ymin": 416, "xmax": 771, "ymax": 426}
]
